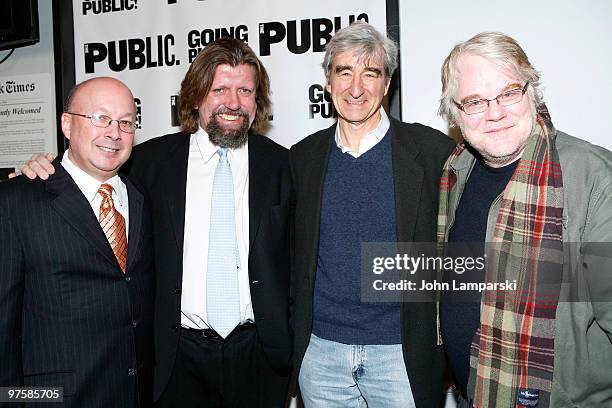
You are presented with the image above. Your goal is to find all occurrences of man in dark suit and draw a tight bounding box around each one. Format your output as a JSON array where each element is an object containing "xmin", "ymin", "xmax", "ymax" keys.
[
  {"xmin": 126, "ymin": 38, "xmax": 292, "ymax": 408},
  {"xmin": 0, "ymin": 77, "xmax": 154, "ymax": 407},
  {"xmin": 15, "ymin": 39, "xmax": 291, "ymax": 407},
  {"xmin": 289, "ymin": 22, "xmax": 454, "ymax": 407}
]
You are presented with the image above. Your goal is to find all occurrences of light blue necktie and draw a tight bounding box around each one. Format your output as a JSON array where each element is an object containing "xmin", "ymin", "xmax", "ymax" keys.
[{"xmin": 207, "ymin": 148, "xmax": 241, "ymax": 338}]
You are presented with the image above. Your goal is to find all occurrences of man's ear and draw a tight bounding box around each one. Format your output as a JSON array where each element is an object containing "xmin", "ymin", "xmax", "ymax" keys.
[{"xmin": 60, "ymin": 113, "xmax": 72, "ymax": 140}]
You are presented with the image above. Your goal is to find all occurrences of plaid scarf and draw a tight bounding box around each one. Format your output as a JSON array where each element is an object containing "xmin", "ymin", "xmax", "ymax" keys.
[{"xmin": 437, "ymin": 105, "xmax": 564, "ymax": 407}]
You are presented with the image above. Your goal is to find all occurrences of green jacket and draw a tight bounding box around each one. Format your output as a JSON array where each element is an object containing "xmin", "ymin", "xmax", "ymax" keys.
[{"xmin": 440, "ymin": 131, "xmax": 612, "ymax": 407}]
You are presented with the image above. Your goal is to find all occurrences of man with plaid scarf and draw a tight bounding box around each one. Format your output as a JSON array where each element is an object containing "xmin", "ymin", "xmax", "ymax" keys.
[{"xmin": 436, "ymin": 32, "xmax": 612, "ymax": 407}]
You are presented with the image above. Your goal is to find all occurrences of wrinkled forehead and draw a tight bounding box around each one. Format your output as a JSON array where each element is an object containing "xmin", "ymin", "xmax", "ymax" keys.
[
  {"xmin": 455, "ymin": 54, "xmax": 523, "ymax": 94},
  {"xmin": 212, "ymin": 63, "xmax": 257, "ymax": 84},
  {"xmin": 333, "ymin": 47, "xmax": 385, "ymax": 71},
  {"xmin": 458, "ymin": 53, "xmax": 521, "ymax": 80}
]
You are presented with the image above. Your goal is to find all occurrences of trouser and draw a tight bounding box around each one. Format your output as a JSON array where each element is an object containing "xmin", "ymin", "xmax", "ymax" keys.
[{"xmin": 155, "ymin": 324, "xmax": 289, "ymax": 408}]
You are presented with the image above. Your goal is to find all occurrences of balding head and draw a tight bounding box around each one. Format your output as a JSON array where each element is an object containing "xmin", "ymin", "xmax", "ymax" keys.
[{"xmin": 61, "ymin": 77, "xmax": 136, "ymax": 181}]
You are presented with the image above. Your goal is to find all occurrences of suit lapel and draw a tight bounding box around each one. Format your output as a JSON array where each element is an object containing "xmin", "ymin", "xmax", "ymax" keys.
[
  {"xmin": 391, "ymin": 119, "xmax": 424, "ymax": 243},
  {"xmin": 46, "ymin": 162, "xmax": 119, "ymax": 270},
  {"xmin": 124, "ymin": 177, "xmax": 144, "ymax": 272},
  {"xmin": 390, "ymin": 119, "xmax": 428, "ymax": 350},
  {"xmin": 160, "ymin": 134, "xmax": 190, "ymax": 253},
  {"xmin": 302, "ymin": 125, "xmax": 333, "ymax": 284},
  {"xmin": 248, "ymin": 134, "xmax": 269, "ymax": 249}
]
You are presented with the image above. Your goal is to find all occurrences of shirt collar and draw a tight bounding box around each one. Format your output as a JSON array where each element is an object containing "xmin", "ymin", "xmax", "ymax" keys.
[
  {"xmin": 334, "ymin": 107, "xmax": 390, "ymax": 155},
  {"xmin": 193, "ymin": 125, "xmax": 248, "ymax": 163},
  {"xmin": 60, "ymin": 149, "xmax": 127, "ymax": 206}
]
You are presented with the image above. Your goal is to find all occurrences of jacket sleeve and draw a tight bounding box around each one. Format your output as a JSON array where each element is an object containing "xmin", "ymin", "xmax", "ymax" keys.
[
  {"xmin": 0, "ymin": 193, "xmax": 25, "ymax": 388},
  {"xmin": 582, "ymin": 178, "xmax": 612, "ymax": 343}
]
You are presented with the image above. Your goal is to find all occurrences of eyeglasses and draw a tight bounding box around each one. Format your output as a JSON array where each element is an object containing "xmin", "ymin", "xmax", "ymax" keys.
[
  {"xmin": 453, "ymin": 82, "xmax": 529, "ymax": 115},
  {"xmin": 64, "ymin": 112, "xmax": 136, "ymax": 134}
]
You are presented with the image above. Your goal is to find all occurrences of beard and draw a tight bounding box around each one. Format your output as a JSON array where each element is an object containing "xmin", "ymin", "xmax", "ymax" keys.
[{"xmin": 206, "ymin": 109, "xmax": 250, "ymax": 149}]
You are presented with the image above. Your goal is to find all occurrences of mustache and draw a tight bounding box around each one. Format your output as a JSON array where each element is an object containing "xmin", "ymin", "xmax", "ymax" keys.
[{"xmin": 213, "ymin": 108, "xmax": 249, "ymax": 119}]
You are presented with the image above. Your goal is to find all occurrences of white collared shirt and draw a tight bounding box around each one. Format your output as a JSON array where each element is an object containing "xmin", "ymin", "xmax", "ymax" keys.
[
  {"xmin": 181, "ymin": 127, "xmax": 253, "ymax": 329},
  {"xmin": 60, "ymin": 150, "xmax": 129, "ymax": 240},
  {"xmin": 334, "ymin": 107, "xmax": 391, "ymax": 158}
]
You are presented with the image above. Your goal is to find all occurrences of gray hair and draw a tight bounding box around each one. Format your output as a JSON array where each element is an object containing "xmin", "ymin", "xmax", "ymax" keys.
[
  {"xmin": 322, "ymin": 21, "xmax": 398, "ymax": 80},
  {"xmin": 439, "ymin": 32, "xmax": 543, "ymax": 126}
]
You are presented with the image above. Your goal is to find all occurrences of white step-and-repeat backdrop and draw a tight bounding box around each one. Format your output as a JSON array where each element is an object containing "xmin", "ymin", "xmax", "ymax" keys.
[{"xmin": 72, "ymin": 0, "xmax": 386, "ymax": 148}]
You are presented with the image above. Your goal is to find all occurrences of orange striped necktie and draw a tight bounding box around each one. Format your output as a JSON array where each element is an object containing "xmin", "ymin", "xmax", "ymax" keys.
[{"xmin": 98, "ymin": 183, "xmax": 128, "ymax": 273}]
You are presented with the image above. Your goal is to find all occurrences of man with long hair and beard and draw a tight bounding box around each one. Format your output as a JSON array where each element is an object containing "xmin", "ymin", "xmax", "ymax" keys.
[{"xmin": 131, "ymin": 37, "xmax": 293, "ymax": 408}]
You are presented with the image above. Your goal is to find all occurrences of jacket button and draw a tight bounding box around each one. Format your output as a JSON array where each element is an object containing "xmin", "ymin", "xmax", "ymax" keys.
[
  {"xmin": 125, "ymin": 276, "xmax": 131, "ymax": 282},
  {"xmin": 174, "ymin": 287, "xmax": 181, "ymax": 294},
  {"xmin": 128, "ymin": 368, "xmax": 137, "ymax": 376},
  {"xmin": 132, "ymin": 321, "xmax": 138, "ymax": 328}
]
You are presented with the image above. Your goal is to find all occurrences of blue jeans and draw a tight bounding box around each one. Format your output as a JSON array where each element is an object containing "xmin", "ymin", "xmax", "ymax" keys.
[{"xmin": 298, "ymin": 334, "xmax": 416, "ymax": 407}]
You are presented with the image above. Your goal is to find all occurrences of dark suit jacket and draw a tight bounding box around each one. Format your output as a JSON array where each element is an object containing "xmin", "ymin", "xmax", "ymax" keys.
[
  {"xmin": 0, "ymin": 162, "xmax": 155, "ymax": 408},
  {"xmin": 124, "ymin": 132, "xmax": 293, "ymax": 400},
  {"xmin": 289, "ymin": 118, "xmax": 455, "ymax": 407}
]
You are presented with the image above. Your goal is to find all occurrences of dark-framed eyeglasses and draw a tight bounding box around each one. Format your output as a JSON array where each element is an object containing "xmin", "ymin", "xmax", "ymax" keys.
[
  {"xmin": 64, "ymin": 112, "xmax": 136, "ymax": 134},
  {"xmin": 453, "ymin": 82, "xmax": 530, "ymax": 115}
]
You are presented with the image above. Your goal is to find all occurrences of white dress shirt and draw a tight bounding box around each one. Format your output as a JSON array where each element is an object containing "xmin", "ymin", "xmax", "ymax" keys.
[
  {"xmin": 334, "ymin": 107, "xmax": 391, "ymax": 158},
  {"xmin": 180, "ymin": 127, "xmax": 253, "ymax": 329},
  {"xmin": 60, "ymin": 149, "xmax": 129, "ymax": 241}
]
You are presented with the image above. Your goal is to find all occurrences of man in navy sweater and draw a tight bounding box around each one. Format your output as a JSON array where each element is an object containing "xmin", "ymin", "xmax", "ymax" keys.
[{"xmin": 289, "ymin": 21, "xmax": 455, "ymax": 407}]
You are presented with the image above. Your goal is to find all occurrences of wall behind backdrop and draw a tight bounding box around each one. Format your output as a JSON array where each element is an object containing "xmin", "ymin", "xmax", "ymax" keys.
[
  {"xmin": 400, "ymin": 0, "xmax": 612, "ymax": 150},
  {"xmin": 0, "ymin": 0, "xmax": 57, "ymax": 176}
]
